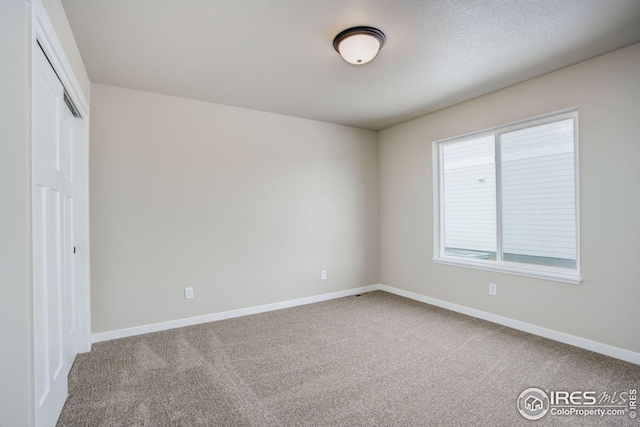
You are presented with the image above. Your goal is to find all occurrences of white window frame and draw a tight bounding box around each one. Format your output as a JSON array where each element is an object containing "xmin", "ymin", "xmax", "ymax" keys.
[{"xmin": 432, "ymin": 109, "xmax": 581, "ymax": 284}]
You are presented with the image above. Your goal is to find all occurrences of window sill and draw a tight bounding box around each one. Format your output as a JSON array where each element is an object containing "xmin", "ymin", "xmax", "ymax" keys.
[{"xmin": 432, "ymin": 257, "xmax": 582, "ymax": 285}]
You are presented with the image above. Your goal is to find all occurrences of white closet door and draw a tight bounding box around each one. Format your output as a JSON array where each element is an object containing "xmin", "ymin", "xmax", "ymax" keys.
[
  {"xmin": 61, "ymin": 103, "xmax": 78, "ymax": 374},
  {"xmin": 33, "ymin": 44, "xmax": 77, "ymax": 427}
]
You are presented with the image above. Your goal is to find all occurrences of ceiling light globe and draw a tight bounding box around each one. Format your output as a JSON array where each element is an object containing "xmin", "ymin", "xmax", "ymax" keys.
[
  {"xmin": 333, "ymin": 26, "xmax": 386, "ymax": 65},
  {"xmin": 338, "ymin": 34, "xmax": 381, "ymax": 65}
]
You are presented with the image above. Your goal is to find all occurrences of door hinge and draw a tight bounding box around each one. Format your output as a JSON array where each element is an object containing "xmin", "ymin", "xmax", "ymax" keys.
[{"xmin": 74, "ymin": 246, "xmax": 76, "ymax": 254}]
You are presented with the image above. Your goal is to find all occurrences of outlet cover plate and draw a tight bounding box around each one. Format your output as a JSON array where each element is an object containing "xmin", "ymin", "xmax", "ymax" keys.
[{"xmin": 489, "ymin": 283, "xmax": 497, "ymax": 296}]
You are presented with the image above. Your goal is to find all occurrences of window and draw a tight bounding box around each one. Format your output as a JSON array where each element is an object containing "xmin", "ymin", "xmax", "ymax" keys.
[{"xmin": 433, "ymin": 110, "xmax": 580, "ymax": 283}]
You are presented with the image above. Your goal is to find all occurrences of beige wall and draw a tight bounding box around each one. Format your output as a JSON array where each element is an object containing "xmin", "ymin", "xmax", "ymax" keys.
[
  {"xmin": 90, "ymin": 83, "xmax": 379, "ymax": 333},
  {"xmin": 0, "ymin": 2, "xmax": 32, "ymax": 424},
  {"xmin": 379, "ymin": 43, "xmax": 640, "ymax": 353}
]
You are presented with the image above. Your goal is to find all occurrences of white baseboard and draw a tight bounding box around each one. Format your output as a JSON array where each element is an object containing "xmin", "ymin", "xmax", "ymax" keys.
[
  {"xmin": 92, "ymin": 283, "xmax": 639, "ymax": 365},
  {"xmin": 378, "ymin": 284, "xmax": 640, "ymax": 365},
  {"xmin": 92, "ymin": 285, "xmax": 378, "ymax": 344}
]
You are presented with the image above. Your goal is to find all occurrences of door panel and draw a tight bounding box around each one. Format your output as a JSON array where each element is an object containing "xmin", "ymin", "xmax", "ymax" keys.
[
  {"xmin": 46, "ymin": 188, "xmax": 64, "ymax": 380},
  {"xmin": 33, "ymin": 44, "xmax": 77, "ymax": 427},
  {"xmin": 62, "ymin": 107, "xmax": 77, "ymax": 373},
  {"xmin": 33, "ymin": 59, "xmax": 61, "ymax": 173},
  {"xmin": 33, "ymin": 184, "xmax": 50, "ymax": 408}
]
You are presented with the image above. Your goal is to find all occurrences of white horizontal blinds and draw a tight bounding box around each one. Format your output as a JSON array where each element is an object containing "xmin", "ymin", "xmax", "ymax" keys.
[
  {"xmin": 499, "ymin": 118, "xmax": 576, "ymax": 268},
  {"xmin": 442, "ymin": 135, "xmax": 496, "ymax": 259}
]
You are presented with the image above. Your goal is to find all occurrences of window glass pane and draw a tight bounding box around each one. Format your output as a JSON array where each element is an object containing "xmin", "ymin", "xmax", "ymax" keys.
[
  {"xmin": 499, "ymin": 119, "xmax": 576, "ymax": 268},
  {"xmin": 442, "ymin": 135, "xmax": 496, "ymax": 260}
]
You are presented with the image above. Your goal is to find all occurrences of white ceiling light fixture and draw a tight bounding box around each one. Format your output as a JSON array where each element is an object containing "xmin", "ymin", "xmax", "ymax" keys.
[{"xmin": 333, "ymin": 26, "xmax": 386, "ymax": 65}]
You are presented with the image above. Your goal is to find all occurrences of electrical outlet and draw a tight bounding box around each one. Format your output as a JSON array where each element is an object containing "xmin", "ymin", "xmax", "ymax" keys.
[
  {"xmin": 184, "ymin": 287, "xmax": 194, "ymax": 300},
  {"xmin": 321, "ymin": 270, "xmax": 327, "ymax": 280},
  {"xmin": 489, "ymin": 283, "xmax": 497, "ymax": 296}
]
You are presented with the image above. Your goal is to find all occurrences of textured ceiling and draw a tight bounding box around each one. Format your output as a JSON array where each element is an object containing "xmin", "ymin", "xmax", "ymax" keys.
[{"xmin": 61, "ymin": 0, "xmax": 640, "ymax": 130}]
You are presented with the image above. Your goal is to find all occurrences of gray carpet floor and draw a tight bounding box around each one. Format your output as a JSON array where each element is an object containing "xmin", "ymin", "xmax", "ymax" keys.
[{"xmin": 57, "ymin": 291, "xmax": 640, "ymax": 426}]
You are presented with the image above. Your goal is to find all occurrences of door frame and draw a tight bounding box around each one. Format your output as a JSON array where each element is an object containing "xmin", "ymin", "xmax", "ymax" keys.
[{"xmin": 31, "ymin": 0, "xmax": 91, "ymax": 368}]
